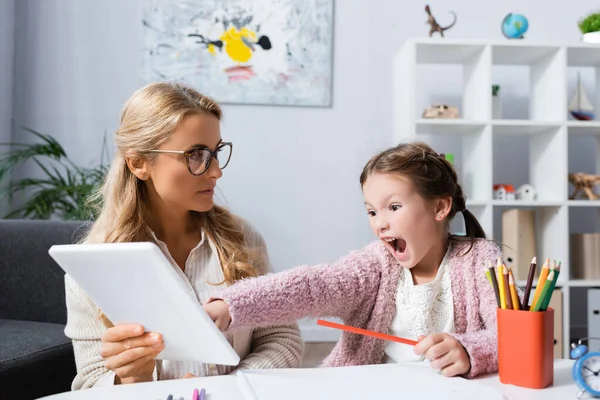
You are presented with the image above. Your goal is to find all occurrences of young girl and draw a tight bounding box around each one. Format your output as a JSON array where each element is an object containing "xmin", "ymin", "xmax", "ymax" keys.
[
  {"xmin": 205, "ymin": 141, "xmax": 503, "ymax": 379},
  {"xmin": 64, "ymin": 82, "xmax": 303, "ymax": 389}
]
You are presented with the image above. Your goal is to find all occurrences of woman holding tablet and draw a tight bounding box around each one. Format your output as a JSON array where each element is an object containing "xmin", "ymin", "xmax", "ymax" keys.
[{"xmin": 64, "ymin": 82, "xmax": 304, "ymax": 388}]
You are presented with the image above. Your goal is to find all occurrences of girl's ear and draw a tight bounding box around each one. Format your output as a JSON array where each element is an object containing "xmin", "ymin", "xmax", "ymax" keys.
[
  {"xmin": 125, "ymin": 153, "xmax": 151, "ymax": 181},
  {"xmin": 434, "ymin": 196, "xmax": 452, "ymax": 221}
]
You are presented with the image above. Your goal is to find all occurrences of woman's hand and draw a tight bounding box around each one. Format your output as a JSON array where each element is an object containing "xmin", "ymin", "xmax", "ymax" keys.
[
  {"xmin": 203, "ymin": 300, "xmax": 232, "ymax": 331},
  {"xmin": 413, "ymin": 333, "xmax": 471, "ymax": 377},
  {"xmin": 100, "ymin": 324, "xmax": 164, "ymax": 384}
]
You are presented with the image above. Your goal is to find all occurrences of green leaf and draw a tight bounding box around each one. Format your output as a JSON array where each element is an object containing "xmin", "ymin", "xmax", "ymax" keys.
[
  {"xmin": 0, "ymin": 128, "xmax": 109, "ymax": 220},
  {"xmin": 579, "ymin": 13, "xmax": 600, "ymax": 34}
]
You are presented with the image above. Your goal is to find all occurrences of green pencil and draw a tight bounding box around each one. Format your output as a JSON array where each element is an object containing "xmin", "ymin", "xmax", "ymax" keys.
[
  {"xmin": 540, "ymin": 262, "xmax": 561, "ymax": 311},
  {"xmin": 486, "ymin": 260, "xmax": 501, "ymax": 308},
  {"xmin": 532, "ymin": 270, "xmax": 555, "ymax": 312},
  {"xmin": 484, "ymin": 265, "xmax": 493, "ymax": 286}
]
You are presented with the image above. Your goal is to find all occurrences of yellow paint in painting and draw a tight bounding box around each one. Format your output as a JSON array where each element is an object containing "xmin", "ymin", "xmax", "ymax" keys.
[
  {"xmin": 207, "ymin": 44, "xmax": 216, "ymax": 56},
  {"xmin": 220, "ymin": 26, "xmax": 258, "ymax": 63}
]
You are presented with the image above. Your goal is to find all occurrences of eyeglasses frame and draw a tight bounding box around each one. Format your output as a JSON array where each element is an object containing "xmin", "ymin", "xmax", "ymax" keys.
[{"xmin": 147, "ymin": 141, "xmax": 233, "ymax": 176}]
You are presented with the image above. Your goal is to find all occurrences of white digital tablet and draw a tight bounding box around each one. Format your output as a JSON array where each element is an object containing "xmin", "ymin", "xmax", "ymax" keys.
[{"xmin": 48, "ymin": 242, "xmax": 240, "ymax": 366}]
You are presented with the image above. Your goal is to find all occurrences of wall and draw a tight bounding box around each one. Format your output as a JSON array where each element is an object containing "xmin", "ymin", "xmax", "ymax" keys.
[
  {"xmin": 8, "ymin": 0, "xmax": 600, "ymax": 340},
  {"xmin": 0, "ymin": 0, "xmax": 15, "ymax": 216}
]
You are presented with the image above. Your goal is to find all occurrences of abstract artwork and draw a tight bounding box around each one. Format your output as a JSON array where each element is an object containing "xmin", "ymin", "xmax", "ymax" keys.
[{"xmin": 141, "ymin": 0, "xmax": 334, "ymax": 107}]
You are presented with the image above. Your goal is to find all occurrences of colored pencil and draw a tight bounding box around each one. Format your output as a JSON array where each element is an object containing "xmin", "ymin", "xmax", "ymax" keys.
[
  {"xmin": 503, "ymin": 263, "xmax": 512, "ymax": 309},
  {"xmin": 484, "ymin": 266, "xmax": 493, "ymax": 287},
  {"xmin": 487, "ymin": 260, "xmax": 501, "ymax": 308},
  {"xmin": 497, "ymin": 258, "xmax": 507, "ymax": 309},
  {"xmin": 317, "ymin": 319, "xmax": 418, "ymax": 346},
  {"xmin": 530, "ymin": 258, "xmax": 550, "ymax": 311},
  {"xmin": 532, "ymin": 270, "xmax": 554, "ymax": 311},
  {"xmin": 522, "ymin": 256, "xmax": 537, "ymax": 310},
  {"xmin": 540, "ymin": 262, "xmax": 561, "ymax": 311},
  {"xmin": 508, "ymin": 268, "xmax": 520, "ymax": 310}
]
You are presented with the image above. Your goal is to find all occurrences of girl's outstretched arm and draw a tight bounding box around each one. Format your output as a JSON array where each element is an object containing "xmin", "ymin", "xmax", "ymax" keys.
[{"xmin": 207, "ymin": 242, "xmax": 384, "ymax": 332}]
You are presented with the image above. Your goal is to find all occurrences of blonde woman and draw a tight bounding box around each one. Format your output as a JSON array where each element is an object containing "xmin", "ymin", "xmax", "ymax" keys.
[{"xmin": 64, "ymin": 82, "xmax": 304, "ymax": 389}]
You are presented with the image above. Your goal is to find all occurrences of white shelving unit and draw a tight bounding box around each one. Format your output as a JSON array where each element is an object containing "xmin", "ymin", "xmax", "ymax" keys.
[{"xmin": 394, "ymin": 37, "xmax": 600, "ymax": 358}]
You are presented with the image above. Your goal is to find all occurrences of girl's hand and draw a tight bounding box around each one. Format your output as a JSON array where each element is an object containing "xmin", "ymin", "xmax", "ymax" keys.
[
  {"xmin": 413, "ymin": 333, "xmax": 471, "ymax": 377},
  {"xmin": 203, "ymin": 300, "xmax": 232, "ymax": 331},
  {"xmin": 100, "ymin": 324, "xmax": 164, "ymax": 384}
]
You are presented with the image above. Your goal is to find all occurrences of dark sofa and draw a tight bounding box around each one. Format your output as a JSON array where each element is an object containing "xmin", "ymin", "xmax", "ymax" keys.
[{"xmin": 0, "ymin": 219, "xmax": 89, "ymax": 399}]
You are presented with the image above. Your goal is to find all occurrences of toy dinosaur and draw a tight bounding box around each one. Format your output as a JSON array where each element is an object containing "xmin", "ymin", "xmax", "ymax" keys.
[
  {"xmin": 568, "ymin": 173, "xmax": 600, "ymax": 200},
  {"xmin": 425, "ymin": 5, "xmax": 457, "ymax": 37}
]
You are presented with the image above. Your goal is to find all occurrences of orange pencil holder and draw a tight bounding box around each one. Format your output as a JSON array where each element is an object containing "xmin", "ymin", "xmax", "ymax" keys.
[{"xmin": 497, "ymin": 308, "xmax": 554, "ymax": 389}]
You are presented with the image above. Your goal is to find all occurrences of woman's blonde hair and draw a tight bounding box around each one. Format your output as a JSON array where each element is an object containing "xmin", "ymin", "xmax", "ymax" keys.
[{"xmin": 82, "ymin": 82, "xmax": 259, "ymax": 325}]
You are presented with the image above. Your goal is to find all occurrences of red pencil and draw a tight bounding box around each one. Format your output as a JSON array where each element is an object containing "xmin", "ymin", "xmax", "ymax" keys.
[{"xmin": 317, "ymin": 319, "xmax": 418, "ymax": 346}]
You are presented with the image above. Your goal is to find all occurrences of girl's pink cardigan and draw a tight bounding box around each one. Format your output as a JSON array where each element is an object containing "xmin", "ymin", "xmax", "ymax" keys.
[{"xmin": 214, "ymin": 239, "xmax": 503, "ymax": 378}]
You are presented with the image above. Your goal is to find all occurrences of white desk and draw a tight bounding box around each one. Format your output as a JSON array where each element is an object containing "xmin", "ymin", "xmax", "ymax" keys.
[
  {"xmin": 39, "ymin": 360, "xmax": 582, "ymax": 400},
  {"xmin": 475, "ymin": 359, "xmax": 580, "ymax": 399}
]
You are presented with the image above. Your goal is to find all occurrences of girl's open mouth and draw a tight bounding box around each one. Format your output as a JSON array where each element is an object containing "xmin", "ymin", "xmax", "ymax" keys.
[{"xmin": 384, "ymin": 237, "xmax": 407, "ymax": 254}]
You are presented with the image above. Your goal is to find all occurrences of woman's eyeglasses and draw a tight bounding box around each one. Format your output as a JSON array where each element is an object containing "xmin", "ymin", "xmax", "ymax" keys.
[{"xmin": 148, "ymin": 142, "xmax": 232, "ymax": 176}]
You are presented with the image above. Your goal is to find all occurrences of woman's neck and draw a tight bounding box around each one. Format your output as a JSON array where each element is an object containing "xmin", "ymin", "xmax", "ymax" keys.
[
  {"xmin": 411, "ymin": 234, "xmax": 449, "ymax": 285},
  {"xmin": 146, "ymin": 204, "xmax": 197, "ymax": 243}
]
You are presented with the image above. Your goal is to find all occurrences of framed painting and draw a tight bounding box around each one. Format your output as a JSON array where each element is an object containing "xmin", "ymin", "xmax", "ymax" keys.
[{"xmin": 141, "ymin": 0, "xmax": 334, "ymax": 106}]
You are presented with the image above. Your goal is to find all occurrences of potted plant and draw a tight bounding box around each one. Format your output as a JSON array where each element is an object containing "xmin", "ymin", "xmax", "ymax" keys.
[
  {"xmin": 0, "ymin": 128, "xmax": 109, "ymax": 220},
  {"xmin": 578, "ymin": 12, "xmax": 600, "ymax": 43},
  {"xmin": 492, "ymin": 84, "xmax": 502, "ymax": 119}
]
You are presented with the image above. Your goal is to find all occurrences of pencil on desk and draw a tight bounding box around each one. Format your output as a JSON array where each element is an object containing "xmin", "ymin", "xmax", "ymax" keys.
[
  {"xmin": 530, "ymin": 258, "xmax": 550, "ymax": 311},
  {"xmin": 508, "ymin": 268, "xmax": 520, "ymax": 310},
  {"xmin": 497, "ymin": 258, "xmax": 507, "ymax": 309},
  {"xmin": 522, "ymin": 256, "xmax": 537, "ymax": 310},
  {"xmin": 317, "ymin": 319, "xmax": 418, "ymax": 346}
]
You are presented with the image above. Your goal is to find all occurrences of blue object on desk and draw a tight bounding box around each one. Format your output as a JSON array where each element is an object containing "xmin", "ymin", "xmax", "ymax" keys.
[
  {"xmin": 199, "ymin": 388, "xmax": 206, "ymax": 400},
  {"xmin": 570, "ymin": 337, "xmax": 600, "ymax": 398}
]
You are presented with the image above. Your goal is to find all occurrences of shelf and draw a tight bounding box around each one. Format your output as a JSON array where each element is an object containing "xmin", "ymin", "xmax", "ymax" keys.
[
  {"xmin": 568, "ymin": 200, "xmax": 600, "ymax": 207},
  {"xmin": 492, "ymin": 120, "xmax": 561, "ymax": 135},
  {"xmin": 567, "ymin": 121, "xmax": 600, "ymax": 136},
  {"xmin": 493, "ymin": 126, "xmax": 566, "ymax": 204},
  {"xmin": 492, "ymin": 200, "xmax": 563, "ymax": 207},
  {"xmin": 395, "ymin": 38, "xmax": 600, "ymax": 365},
  {"xmin": 567, "ymin": 45, "xmax": 600, "ymax": 67},
  {"xmin": 569, "ymin": 280, "xmax": 600, "ymax": 287},
  {"xmin": 492, "ymin": 44, "xmax": 561, "ymax": 66},
  {"xmin": 414, "ymin": 41, "xmax": 487, "ymax": 65},
  {"xmin": 415, "ymin": 119, "xmax": 486, "ymax": 135}
]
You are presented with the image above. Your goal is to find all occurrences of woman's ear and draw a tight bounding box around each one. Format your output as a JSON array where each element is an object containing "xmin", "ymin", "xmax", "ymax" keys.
[
  {"xmin": 434, "ymin": 196, "xmax": 453, "ymax": 222},
  {"xmin": 125, "ymin": 154, "xmax": 151, "ymax": 181}
]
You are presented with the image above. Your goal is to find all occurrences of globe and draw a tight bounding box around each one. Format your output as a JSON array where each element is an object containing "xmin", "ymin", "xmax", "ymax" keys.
[{"xmin": 502, "ymin": 13, "xmax": 529, "ymax": 39}]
